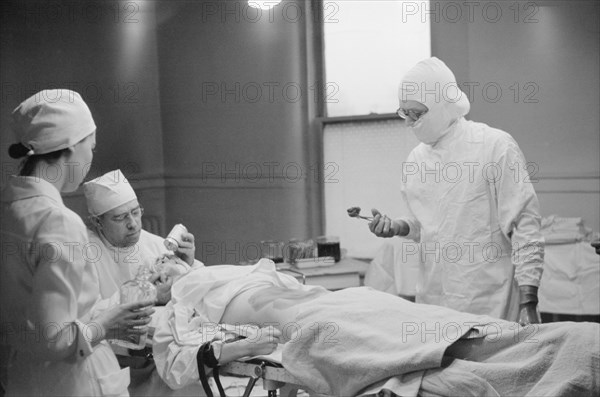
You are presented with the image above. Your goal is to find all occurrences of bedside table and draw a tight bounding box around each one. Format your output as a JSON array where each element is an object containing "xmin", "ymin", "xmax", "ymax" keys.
[{"xmin": 277, "ymin": 258, "xmax": 370, "ymax": 290}]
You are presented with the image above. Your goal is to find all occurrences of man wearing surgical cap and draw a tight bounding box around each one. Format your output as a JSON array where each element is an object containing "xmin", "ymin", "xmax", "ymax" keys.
[
  {"xmin": 84, "ymin": 170, "xmax": 203, "ymax": 304},
  {"xmin": 84, "ymin": 170, "xmax": 204, "ymax": 392},
  {"xmin": 369, "ymin": 58, "xmax": 544, "ymax": 324}
]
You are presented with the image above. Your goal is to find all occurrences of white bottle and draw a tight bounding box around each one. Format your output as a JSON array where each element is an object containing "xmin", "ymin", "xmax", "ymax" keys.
[
  {"xmin": 114, "ymin": 264, "xmax": 157, "ymax": 350},
  {"xmin": 164, "ymin": 224, "xmax": 188, "ymax": 251}
]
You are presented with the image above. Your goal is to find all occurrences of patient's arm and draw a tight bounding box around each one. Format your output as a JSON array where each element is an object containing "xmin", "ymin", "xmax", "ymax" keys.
[
  {"xmin": 219, "ymin": 327, "xmax": 281, "ymax": 363},
  {"xmin": 153, "ymin": 278, "xmax": 327, "ymax": 389}
]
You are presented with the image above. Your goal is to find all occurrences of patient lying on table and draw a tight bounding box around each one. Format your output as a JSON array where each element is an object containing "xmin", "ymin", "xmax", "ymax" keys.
[{"xmin": 153, "ymin": 259, "xmax": 599, "ymax": 397}]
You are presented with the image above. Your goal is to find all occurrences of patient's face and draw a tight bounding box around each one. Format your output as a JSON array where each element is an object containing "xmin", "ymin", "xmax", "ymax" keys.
[
  {"xmin": 99, "ymin": 199, "xmax": 143, "ymax": 248},
  {"xmin": 154, "ymin": 254, "xmax": 189, "ymax": 282}
]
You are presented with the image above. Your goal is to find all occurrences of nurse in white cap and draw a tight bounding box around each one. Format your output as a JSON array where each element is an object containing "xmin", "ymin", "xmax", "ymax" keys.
[
  {"xmin": 0, "ymin": 89, "xmax": 154, "ymax": 396},
  {"xmin": 369, "ymin": 58, "xmax": 544, "ymax": 324}
]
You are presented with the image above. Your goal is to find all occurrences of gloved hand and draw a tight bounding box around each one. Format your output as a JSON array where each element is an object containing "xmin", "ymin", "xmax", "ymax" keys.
[
  {"xmin": 591, "ymin": 239, "xmax": 600, "ymax": 255},
  {"xmin": 518, "ymin": 285, "xmax": 541, "ymax": 325},
  {"xmin": 368, "ymin": 209, "xmax": 408, "ymax": 238}
]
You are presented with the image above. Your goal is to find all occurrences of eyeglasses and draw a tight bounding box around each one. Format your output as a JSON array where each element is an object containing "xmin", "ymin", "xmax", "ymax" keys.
[
  {"xmin": 109, "ymin": 206, "xmax": 144, "ymax": 223},
  {"xmin": 396, "ymin": 107, "xmax": 428, "ymax": 121}
]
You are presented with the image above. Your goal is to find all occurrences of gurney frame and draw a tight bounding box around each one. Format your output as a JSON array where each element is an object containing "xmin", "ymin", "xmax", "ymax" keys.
[{"xmin": 221, "ymin": 359, "xmax": 320, "ymax": 397}]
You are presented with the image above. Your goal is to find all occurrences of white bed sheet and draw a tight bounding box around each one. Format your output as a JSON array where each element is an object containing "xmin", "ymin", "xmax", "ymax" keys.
[{"xmin": 538, "ymin": 240, "xmax": 600, "ymax": 314}]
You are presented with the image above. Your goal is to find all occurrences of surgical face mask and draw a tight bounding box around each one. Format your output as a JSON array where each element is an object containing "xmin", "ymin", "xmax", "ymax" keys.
[{"xmin": 409, "ymin": 106, "xmax": 453, "ymax": 145}]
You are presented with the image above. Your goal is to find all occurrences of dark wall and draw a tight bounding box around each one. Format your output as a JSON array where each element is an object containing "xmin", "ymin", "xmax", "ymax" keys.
[
  {"xmin": 155, "ymin": 0, "xmax": 317, "ymax": 264},
  {"xmin": 2, "ymin": 0, "xmax": 597, "ymax": 262},
  {"xmin": 0, "ymin": 0, "xmax": 166, "ymax": 220},
  {"xmin": 431, "ymin": 1, "xmax": 600, "ymax": 230},
  {"xmin": 1, "ymin": 0, "xmax": 319, "ymax": 265}
]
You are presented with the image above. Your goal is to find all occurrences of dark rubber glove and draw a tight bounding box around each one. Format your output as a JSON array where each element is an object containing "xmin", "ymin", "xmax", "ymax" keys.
[{"xmin": 518, "ymin": 285, "xmax": 541, "ymax": 325}]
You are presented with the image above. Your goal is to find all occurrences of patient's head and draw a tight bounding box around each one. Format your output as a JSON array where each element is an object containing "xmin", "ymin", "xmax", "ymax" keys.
[
  {"xmin": 152, "ymin": 254, "xmax": 191, "ymax": 304},
  {"xmin": 84, "ymin": 169, "xmax": 143, "ymax": 247},
  {"xmin": 154, "ymin": 253, "xmax": 190, "ymax": 283}
]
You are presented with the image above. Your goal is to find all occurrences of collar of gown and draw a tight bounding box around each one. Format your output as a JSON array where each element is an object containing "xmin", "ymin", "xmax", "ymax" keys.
[
  {"xmin": 428, "ymin": 117, "xmax": 465, "ymax": 148},
  {"xmin": 1, "ymin": 175, "xmax": 63, "ymax": 204}
]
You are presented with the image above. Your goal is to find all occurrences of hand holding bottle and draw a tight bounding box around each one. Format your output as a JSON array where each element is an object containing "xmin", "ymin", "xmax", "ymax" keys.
[
  {"xmin": 116, "ymin": 264, "xmax": 158, "ymax": 349},
  {"xmin": 93, "ymin": 300, "xmax": 155, "ymax": 345},
  {"xmin": 164, "ymin": 224, "xmax": 196, "ymax": 266},
  {"xmin": 174, "ymin": 231, "xmax": 196, "ymax": 266}
]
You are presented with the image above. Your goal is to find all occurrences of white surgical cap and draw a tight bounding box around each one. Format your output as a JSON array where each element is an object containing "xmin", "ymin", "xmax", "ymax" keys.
[
  {"xmin": 398, "ymin": 57, "xmax": 470, "ymax": 117},
  {"xmin": 83, "ymin": 169, "xmax": 138, "ymax": 216},
  {"xmin": 11, "ymin": 89, "xmax": 96, "ymax": 155}
]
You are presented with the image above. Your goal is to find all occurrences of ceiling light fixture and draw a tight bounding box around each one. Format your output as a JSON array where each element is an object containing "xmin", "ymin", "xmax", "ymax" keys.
[{"xmin": 247, "ymin": 0, "xmax": 282, "ymax": 10}]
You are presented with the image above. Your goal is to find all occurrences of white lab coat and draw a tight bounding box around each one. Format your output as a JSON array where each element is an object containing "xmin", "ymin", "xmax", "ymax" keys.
[
  {"xmin": 0, "ymin": 176, "xmax": 129, "ymax": 396},
  {"xmin": 86, "ymin": 227, "xmax": 201, "ymax": 393},
  {"xmin": 399, "ymin": 118, "xmax": 544, "ymax": 320}
]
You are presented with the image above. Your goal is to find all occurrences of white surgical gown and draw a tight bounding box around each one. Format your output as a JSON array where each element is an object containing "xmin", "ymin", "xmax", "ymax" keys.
[
  {"xmin": 399, "ymin": 118, "xmax": 544, "ymax": 320},
  {"xmin": 0, "ymin": 176, "xmax": 129, "ymax": 396},
  {"xmin": 397, "ymin": 58, "xmax": 544, "ymax": 321}
]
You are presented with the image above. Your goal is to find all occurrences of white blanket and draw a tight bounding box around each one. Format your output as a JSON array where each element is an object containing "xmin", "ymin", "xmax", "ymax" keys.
[
  {"xmin": 420, "ymin": 321, "xmax": 600, "ymax": 396},
  {"xmin": 282, "ymin": 288, "xmax": 599, "ymax": 397},
  {"xmin": 153, "ymin": 261, "xmax": 599, "ymax": 396},
  {"xmin": 282, "ymin": 287, "xmax": 496, "ymax": 396}
]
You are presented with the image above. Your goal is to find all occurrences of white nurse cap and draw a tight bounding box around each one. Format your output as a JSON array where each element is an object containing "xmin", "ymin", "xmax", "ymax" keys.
[{"xmin": 11, "ymin": 89, "xmax": 96, "ymax": 156}]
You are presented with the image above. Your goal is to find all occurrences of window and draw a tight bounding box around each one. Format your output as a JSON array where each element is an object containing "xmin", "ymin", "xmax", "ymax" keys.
[
  {"xmin": 323, "ymin": 0, "xmax": 431, "ymax": 117},
  {"xmin": 321, "ymin": 0, "xmax": 431, "ymax": 258}
]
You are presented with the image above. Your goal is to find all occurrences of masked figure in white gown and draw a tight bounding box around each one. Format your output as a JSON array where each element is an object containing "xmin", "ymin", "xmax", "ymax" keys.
[{"xmin": 369, "ymin": 57, "xmax": 544, "ymax": 324}]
